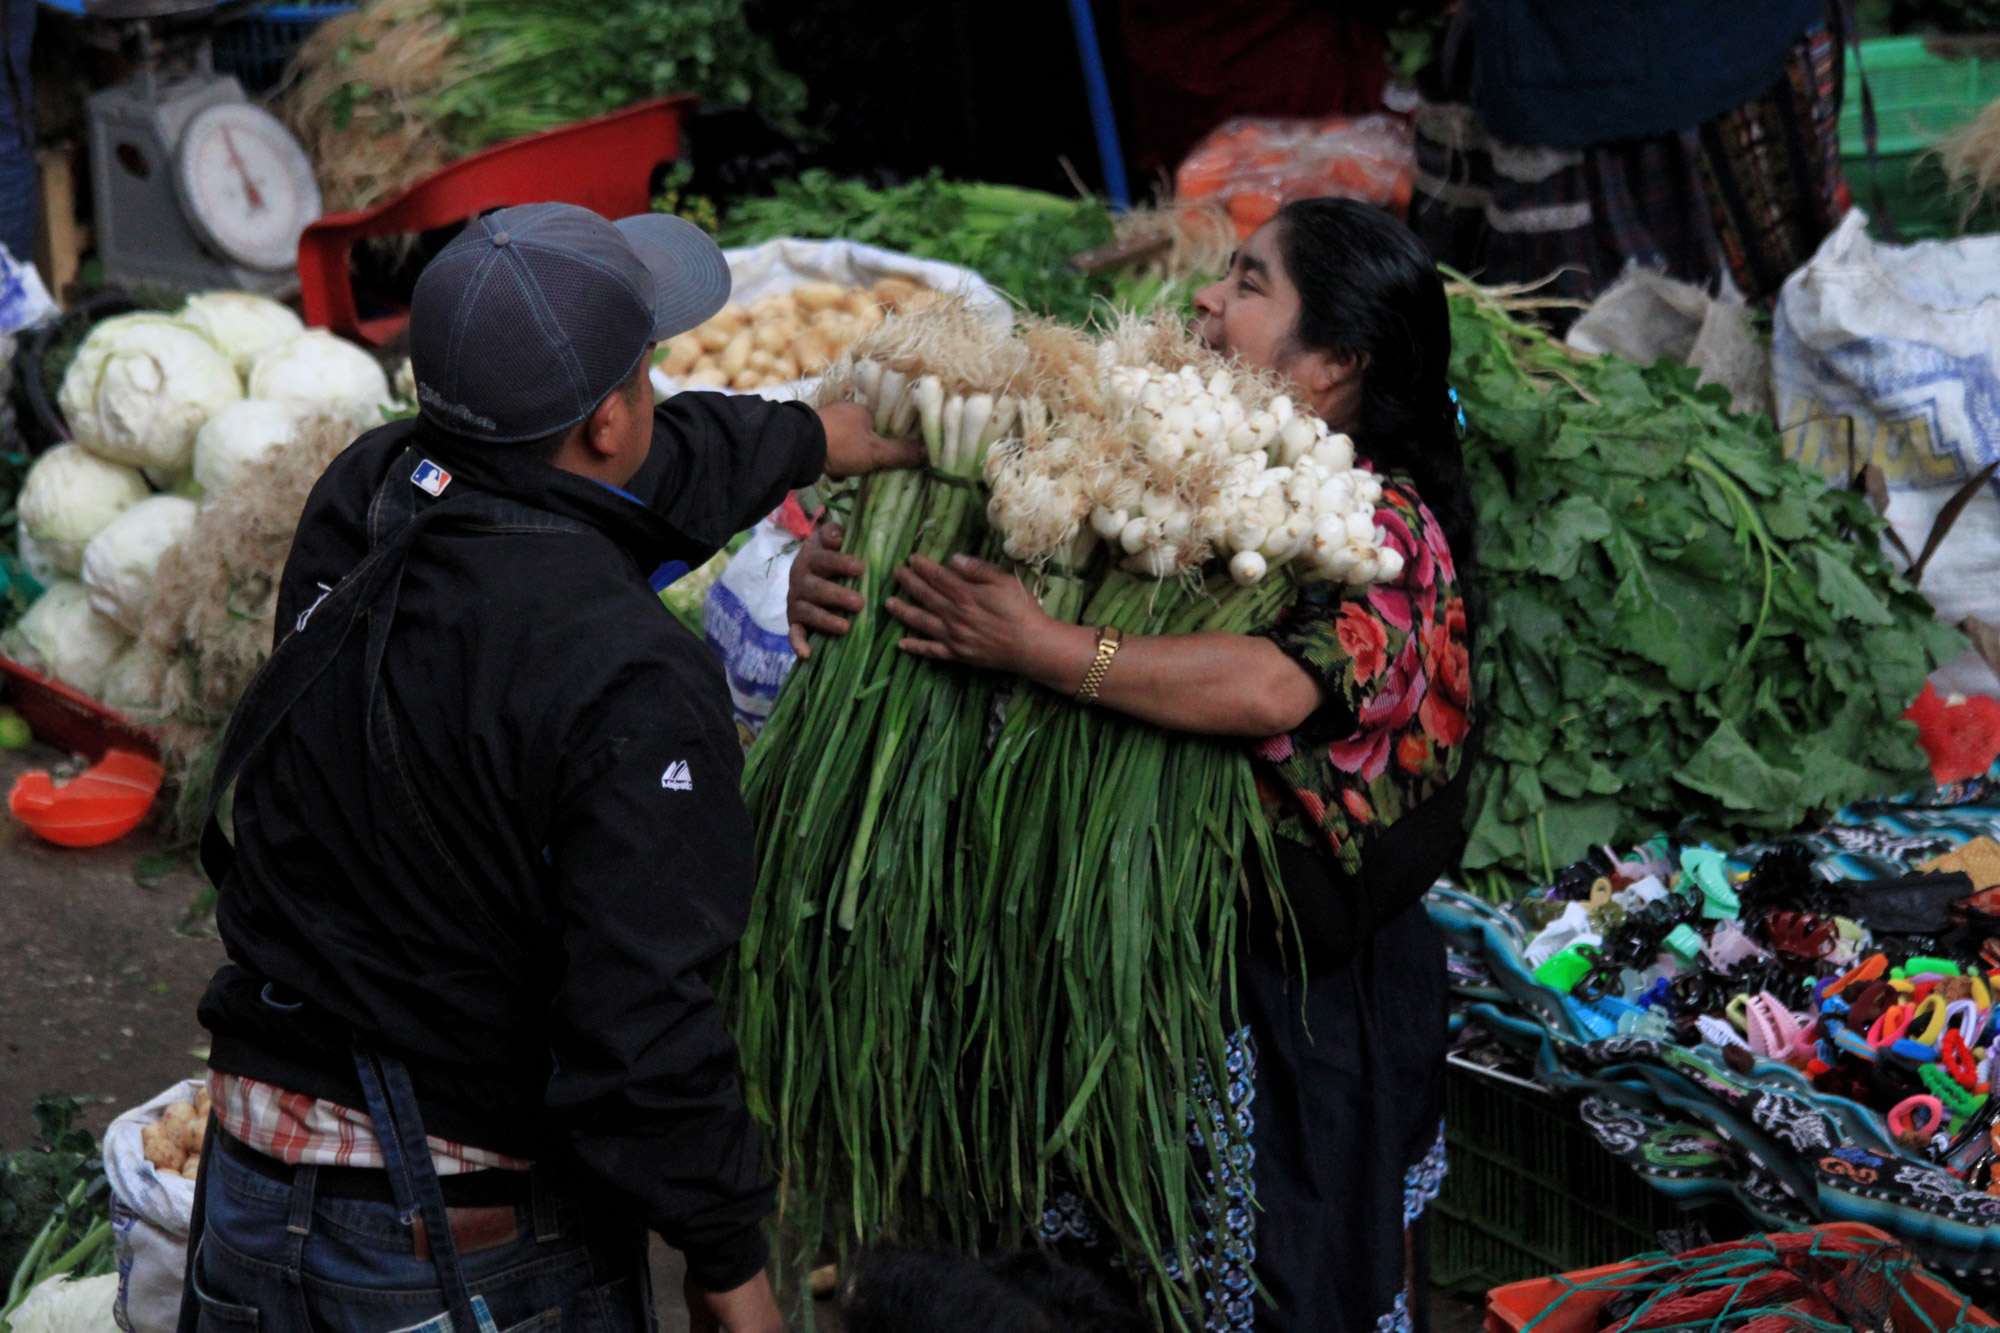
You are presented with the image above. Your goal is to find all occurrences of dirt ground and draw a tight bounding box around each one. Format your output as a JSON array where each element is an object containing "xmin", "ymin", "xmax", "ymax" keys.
[{"xmin": 0, "ymin": 742, "xmax": 220, "ymax": 1151}]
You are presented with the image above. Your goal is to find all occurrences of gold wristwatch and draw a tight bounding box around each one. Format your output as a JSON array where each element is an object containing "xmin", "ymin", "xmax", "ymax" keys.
[{"xmin": 1075, "ymin": 626, "xmax": 1123, "ymax": 705}]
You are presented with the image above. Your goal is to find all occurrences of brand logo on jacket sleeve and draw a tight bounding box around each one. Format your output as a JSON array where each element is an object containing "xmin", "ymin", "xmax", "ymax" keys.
[
  {"xmin": 660, "ymin": 760, "xmax": 693, "ymax": 791},
  {"xmin": 411, "ymin": 459, "xmax": 453, "ymax": 497}
]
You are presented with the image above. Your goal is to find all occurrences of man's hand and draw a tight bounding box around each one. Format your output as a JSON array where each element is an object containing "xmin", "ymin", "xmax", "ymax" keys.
[
  {"xmin": 685, "ymin": 1271, "xmax": 785, "ymax": 1333},
  {"xmin": 786, "ymin": 522, "xmax": 866, "ymax": 658},
  {"xmin": 818, "ymin": 402, "xmax": 925, "ymax": 479}
]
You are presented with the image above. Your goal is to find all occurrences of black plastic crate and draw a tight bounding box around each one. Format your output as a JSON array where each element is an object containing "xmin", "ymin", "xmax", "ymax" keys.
[
  {"xmin": 213, "ymin": 1, "xmax": 355, "ymax": 95},
  {"xmin": 1432, "ymin": 1055, "xmax": 1743, "ymax": 1296}
]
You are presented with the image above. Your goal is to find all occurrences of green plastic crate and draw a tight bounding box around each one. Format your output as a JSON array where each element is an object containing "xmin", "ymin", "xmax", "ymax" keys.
[
  {"xmin": 1431, "ymin": 1056, "xmax": 1744, "ymax": 1297},
  {"xmin": 1840, "ymin": 35, "xmax": 2000, "ymax": 157}
]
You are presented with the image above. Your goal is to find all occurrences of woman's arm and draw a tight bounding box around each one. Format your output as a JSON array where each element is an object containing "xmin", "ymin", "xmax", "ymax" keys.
[{"xmin": 886, "ymin": 554, "xmax": 1322, "ymax": 738}]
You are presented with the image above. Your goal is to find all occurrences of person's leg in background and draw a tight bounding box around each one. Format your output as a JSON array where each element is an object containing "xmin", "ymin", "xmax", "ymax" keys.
[{"xmin": 0, "ymin": 0, "xmax": 35, "ymax": 267}]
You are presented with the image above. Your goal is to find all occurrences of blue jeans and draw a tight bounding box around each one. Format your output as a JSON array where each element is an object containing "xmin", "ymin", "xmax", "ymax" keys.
[{"xmin": 189, "ymin": 1139, "xmax": 654, "ymax": 1333}]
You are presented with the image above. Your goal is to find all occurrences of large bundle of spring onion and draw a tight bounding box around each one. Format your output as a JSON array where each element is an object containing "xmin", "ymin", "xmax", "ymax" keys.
[{"xmin": 731, "ymin": 300, "xmax": 1398, "ymax": 1324}]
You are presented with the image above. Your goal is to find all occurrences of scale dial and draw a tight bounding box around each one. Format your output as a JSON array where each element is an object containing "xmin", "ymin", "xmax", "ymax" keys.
[{"xmin": 172, "ymin": 101, "xmax": 321, "ymax": 271}]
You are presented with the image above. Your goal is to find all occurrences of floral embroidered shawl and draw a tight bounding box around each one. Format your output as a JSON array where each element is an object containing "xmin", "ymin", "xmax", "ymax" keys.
[{"xmin": 1253, "ymin": 476, "xmax": 1475, "ymax": 876}]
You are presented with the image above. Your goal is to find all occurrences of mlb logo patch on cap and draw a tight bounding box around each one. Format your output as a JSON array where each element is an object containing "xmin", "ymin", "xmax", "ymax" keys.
[{"xmin": 411, "ymin": 459, "xmax": 452, "ymax": 497}]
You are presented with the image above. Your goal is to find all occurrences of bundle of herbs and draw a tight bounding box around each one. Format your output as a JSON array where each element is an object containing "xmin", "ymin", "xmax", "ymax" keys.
[
  {"xmin": 732, "ymin": 302, "xmax": 1392, "ymax": 1326},
  {"xmin": 1450, "ymin": 285, "xmax": 1962, "ymax": 888}
]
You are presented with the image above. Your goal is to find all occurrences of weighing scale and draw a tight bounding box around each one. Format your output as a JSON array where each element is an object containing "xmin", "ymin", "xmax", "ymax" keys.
[{"xmin": 76, "ymin": 0, "xmax": 322, "ymax": 294}]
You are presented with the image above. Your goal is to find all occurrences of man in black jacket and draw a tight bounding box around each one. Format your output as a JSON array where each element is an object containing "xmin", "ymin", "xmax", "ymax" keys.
[{"xmin": 184, "ymin": 204, "xmax": 917, "ymax": 1333}]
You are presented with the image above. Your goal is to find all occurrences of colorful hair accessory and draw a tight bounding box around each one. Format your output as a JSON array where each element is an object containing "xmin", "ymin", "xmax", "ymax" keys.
[
  {"xmin": 1921, "ymin": 1063, "xmax": 1988, "ymax": 1122},
  {"xmin": 1832, "ymin": 1027, "xmax": 1879, "ymax": 1063},
  {"xmin": 1941, "ymin": 1028, "xmax": 1982, "ymax": 1089},
  {"xmin": 1868, "ymin": 1004, "xmax": 1914, "ymax": 1049},
  {"xmin": 1825, "ymin": 954, "xmax": 1887, "ymax": 999},
  {"xmin": 1888, "ymin": 1094, "xmax": 1947, "ymax": 1140},
  {"xmin": 1906, "ymin": 956, "xmax": 1963, "ymax": 978},
  {"xmin": 1945, "ymin": 998, "xmax": 1985, "ymax": 1048},
  {"xmin": 1694, "ymin": 1015, "xmax": 1750, "ymax": 1050},
  {"xmin": 1908, "ymin": 993, "xmax": 1950, "ymax": 1048},
  {"xmin": 1745, "ymin": 993, "xmax": 1810, "ymax": 1063}
]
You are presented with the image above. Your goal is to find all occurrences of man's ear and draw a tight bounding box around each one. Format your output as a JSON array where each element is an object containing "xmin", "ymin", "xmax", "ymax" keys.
[{"xmin": 582, "ymin": 385, "xmax": 629, "ymax": 460}]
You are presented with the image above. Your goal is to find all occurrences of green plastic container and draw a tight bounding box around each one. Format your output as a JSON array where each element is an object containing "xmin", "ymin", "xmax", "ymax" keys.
[
  {"xmin": 1841, "ymin": 35, "xmax": 2000, "ymax": 156},
  {"xmin": 1839, "ymin": 34, "xmax": 2000, "ymax": 239},
  {"xmin": 1431, "ymin": 1056, "xmax": 1744, "ymax": 1297}
]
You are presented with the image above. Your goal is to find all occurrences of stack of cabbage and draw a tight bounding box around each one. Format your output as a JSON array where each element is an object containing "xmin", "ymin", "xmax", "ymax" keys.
[{"xmin": 4, "ymin": 295, "xmax": 393, "ymax": 709}]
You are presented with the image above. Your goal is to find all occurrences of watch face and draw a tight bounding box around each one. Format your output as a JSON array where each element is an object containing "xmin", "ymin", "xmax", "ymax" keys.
[{"xmin": 175, "ymin": 102, "xmax": 322, "ymax": 271}]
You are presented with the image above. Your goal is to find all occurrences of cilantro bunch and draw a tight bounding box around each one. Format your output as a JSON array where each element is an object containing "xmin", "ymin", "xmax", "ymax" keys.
[{"xmin": 1450, "ymin": 291, "xmax": 1963, "ymax": 885}]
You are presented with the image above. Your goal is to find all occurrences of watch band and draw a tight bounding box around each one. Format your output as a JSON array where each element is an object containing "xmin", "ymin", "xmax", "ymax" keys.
[{"xmin": 1075, "ymin": 626, "xmax": 1123, "ymax": 705}]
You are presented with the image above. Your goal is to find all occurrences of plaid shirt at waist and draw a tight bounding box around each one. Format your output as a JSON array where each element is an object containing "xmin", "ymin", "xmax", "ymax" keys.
[{"xmin": 209, "ymin": 1072, "xmax": 532, "ymax": 1175}]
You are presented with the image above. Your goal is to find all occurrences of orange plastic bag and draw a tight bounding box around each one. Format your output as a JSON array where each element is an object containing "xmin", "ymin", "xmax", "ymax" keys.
[
  {"xmin": 10, "ymin": 748, "xmax": 163, "ymax": 848},
  {"xmin": 1176, "ymin": 114, "xmax": 1415, "ymax": 239}
]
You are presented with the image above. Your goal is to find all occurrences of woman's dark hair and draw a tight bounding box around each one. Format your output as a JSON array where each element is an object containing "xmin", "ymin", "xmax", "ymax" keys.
[
  {"xmin": 1273, "ymin": 197, "xmax": 1476, "ymax": 580},
  {"xmin": 839, "ymin": 1247, "xmax": 1145, "ymax": 1333}
]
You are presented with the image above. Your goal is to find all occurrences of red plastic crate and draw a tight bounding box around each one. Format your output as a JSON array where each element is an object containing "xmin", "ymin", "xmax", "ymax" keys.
[
  {"xmin": 0, "ymin": 654, "xmax": 158, "ymax": 763},
  {"xmin": 297, "ymin": 95, "xmax": 693, "ymax": 346},
  {"xmin": 1484, "ymin": 1223, "xmax": 1993, "ymax": 1333}
]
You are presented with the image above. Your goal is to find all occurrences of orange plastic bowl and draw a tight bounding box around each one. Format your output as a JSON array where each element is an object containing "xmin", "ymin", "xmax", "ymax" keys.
[{"xmin": 9, "ymin": 748, "xmax": 163, "ymax": 847}]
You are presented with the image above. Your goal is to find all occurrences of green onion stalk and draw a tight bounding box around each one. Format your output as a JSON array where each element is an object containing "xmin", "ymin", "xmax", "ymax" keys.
[
  {"xmin": 955, "ymin": 566, "xmax": 1295, "ymax": 1327},
  {"xmin": 732, "ymin": 379, "xmax": 1301, "ymax": 1328},
  {"xmin": 733, "ymin": 371, "xmax": 1022, "ymax": 1307}
]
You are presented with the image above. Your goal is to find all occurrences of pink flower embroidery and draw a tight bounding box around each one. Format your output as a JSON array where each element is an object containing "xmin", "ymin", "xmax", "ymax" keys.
[{"xmin": 1329, "ymin": 729, "xmax": 1391, "ymax": 780}]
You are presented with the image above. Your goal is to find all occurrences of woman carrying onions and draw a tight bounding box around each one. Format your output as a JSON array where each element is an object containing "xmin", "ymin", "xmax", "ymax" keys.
[{"xmin": 789, "ymin": 198, "xmax": 1477, "ymax": 1333}]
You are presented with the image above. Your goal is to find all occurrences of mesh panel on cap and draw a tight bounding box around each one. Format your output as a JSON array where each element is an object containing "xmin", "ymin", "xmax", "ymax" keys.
[{"xmin": 510, "ymin": 244, "xmax": 654, "ymax": 404}]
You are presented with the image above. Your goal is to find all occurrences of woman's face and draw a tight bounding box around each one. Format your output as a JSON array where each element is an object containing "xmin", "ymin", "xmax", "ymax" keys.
[
  {"xmin": 1192, "ymin": 222, "xmax": 1299, "ymax": 370},
  {"xmin": 1192, "ymin": 221, "xmax": 1361, "ymax": 432}
]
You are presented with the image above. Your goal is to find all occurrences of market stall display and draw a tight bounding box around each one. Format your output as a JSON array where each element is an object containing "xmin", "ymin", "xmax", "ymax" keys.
[
  {"xmin": 1430, "ymin": 754, "xmax": 2000, "ymax": 1282},
  {"xmin": 281, "ymin": 0, "xmax": 804, "ymax": 215},
  {"xmin": 734, "ymin": 297, "xmax": 1396, "ymax": 1323},
  {"xmin": 7, "ymin": 296, "xmax": 395, "ymax": 804},
  {"xmin": 1451, "ymin": 283, "xmax": 1960, "ymax": 886}
]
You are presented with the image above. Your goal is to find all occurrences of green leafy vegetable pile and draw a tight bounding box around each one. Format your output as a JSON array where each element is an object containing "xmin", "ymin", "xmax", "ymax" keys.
[
  {"xmin": 435, "ymin": 0, "xmax": 808, "ymax": 150},
  {"xmin": 0, "ymin": 1097, "xmax": 112, "ymax": 1323},
  {"xmin": 715, "ymin": 171, "xmax": 1118, "ymax": 324},
  {"xmin": 1450, "ymin": 288, "xmax": 1963, "ymax": 885}
]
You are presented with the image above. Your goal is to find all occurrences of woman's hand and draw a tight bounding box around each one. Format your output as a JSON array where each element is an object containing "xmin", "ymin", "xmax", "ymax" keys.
[
  {"xmin": 886, "ymin": 553, "xmax": 1092, "ymax": 679},
  {"xmin": 786, "ymin": 522, "xmax": 866, "ymax": 658}
]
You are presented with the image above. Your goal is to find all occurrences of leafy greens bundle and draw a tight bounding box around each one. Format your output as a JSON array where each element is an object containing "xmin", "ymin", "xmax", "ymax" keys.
[{"xmin": 1451, "ymin": 289, "xmax": 1963, "ymax": 885}]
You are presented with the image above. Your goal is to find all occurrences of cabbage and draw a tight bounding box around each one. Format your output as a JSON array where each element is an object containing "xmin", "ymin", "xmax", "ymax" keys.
[
  {"xmin": 6, "ymin": 1274, "xmax": 119, "ymax": 1333},
  {"xmin": 193, "ymin": 399, "xmax": 301, "ymax": 496},
  {"xmin": 17, "ymin": 444, "xmax": 152, "ymax": 575},
  {"xmin": 178, "ymin": 291, "xmax": 305, "ymax": 376},
  {"xmin": 80, "ymin": 495, "xmax": 199, "ymax": 633},
  {"xmin": 57, "ymin": 313, "xmax": 243, "ymax": 472},
  {"xmin": 17, "ymin": 529, "xmax": 58, "ymax": 586},
  {"xmin": 101, "ymin": 639, "xmax": 170, "ymax": 721},
  {"xmin": 2, "ymin": 581, "xmax": 132, "ymax": 698},
  {"xmin": 248, "ymin": 331, "xmax": 391, "ymax": 422}
]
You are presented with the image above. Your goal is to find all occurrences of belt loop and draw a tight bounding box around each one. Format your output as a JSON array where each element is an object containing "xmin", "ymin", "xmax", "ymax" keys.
[
  {"xmin": 284, "ymin": 1161, "xmax": 318, "ymax": 1273},
  {"xmin": 530, "ymin": 1164, "xmax": 560, "ymax": 1243}
]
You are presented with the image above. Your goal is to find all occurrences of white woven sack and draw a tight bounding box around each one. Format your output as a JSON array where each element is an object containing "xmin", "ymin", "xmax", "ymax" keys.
[
  {"xmin": 649, "ymin": 238, "xmax": 1009, "ymax": 403},
  {"xmin": 104, "ymin": 1079, "xmax": 203, "ymax": 1333},
  {"xmin": 1772, "ymin": 209, "xmax": 2000, "ymax": 697}
]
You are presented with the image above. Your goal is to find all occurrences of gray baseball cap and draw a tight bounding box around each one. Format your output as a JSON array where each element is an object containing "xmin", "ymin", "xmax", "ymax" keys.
[{"xmin": 409, "ymin": 203, "xmax": 731, "ymax": 445}]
